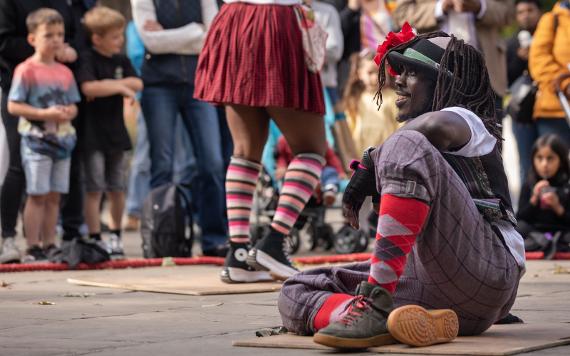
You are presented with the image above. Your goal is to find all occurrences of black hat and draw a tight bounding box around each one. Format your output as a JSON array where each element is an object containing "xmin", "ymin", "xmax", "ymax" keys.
[{"xmin": 387, "ymin": 36, "xmax": 452, "ymax": 79}]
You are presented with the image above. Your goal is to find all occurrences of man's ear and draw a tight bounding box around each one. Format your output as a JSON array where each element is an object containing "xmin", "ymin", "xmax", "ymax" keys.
[{"xmin": 27, "ymin": 33, "xmax": 35, "ymax": 47}]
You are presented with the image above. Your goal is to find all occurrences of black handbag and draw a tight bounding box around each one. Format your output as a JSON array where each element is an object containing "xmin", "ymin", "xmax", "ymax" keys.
[{"xmin": 507, "ymin": 73, "xmax": 537, "ymax": 124}]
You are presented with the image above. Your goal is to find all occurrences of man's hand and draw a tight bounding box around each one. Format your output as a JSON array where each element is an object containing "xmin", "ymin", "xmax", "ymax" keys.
[
  {"xmin": 517, "ymin": 47, "xmax": 529, "ymax": 61},
  {"xmin": 143, "ymin": 20, "xmax": 163, "ymax": 32},
  {"xmin": 55, "ymin": 44, "xmax": 77, "ymax": 63},
  {"xmin": 453, "ymin": 0, "xmax": 481, "ymax": 14},
  {"xmin": 342, "ymin": 148, "xmax": 378, "ymax": 229}
]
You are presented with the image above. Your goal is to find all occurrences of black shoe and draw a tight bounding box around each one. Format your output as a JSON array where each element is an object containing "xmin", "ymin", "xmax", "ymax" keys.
[
  {"xmin": 22, "ymin": 245, "xmax": 48, "ymax": 263},
  {"xmin": 313, "ymin": 281, "xmax": 395, "ymax": 349},
  {"xmin": 247, "ymin": 229, "xmax": 298, "ymax": 280},
  {"xmin": 220, "ymin": 243, "xmax": 272, "ymax": 283},
  {"xmin": 543, "ymin": 231, "xmax": 561, "ymax": 260}
]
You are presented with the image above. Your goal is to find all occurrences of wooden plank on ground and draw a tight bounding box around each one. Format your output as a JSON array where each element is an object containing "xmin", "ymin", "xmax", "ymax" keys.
[
  {"xmin": 233, "ymin": 323, "xmax": 570, "ymax": 355},
  {"xmin": 67, "ymin": 265, "xmax": 282, "ymax": 296}
]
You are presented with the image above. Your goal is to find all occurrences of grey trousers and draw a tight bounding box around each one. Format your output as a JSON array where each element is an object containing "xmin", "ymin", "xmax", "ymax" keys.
[{"xmin": 278, "ymin": 130, "xmax": 521, "ymax": 336}]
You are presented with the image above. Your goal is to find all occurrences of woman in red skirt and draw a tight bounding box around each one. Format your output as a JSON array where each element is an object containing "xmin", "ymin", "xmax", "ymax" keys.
[{"xmin": 195, "ymin": 0, "xmax": 327, "ymax": 283}]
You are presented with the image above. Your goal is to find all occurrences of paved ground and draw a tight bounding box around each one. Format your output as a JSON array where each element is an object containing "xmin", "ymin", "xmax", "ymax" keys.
[
  {"xmin": 2, "ymin": 230, "xmax": 570, "ymax": 356},
  {"xmin": 0, "ymin": 116, "xmax": 560, "ymax": 355}
]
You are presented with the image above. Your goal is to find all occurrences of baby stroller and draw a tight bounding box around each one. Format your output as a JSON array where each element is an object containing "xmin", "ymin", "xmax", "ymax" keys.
[{"xmin": 250, "ymin": 167, "xmax": 369, "ymax": 255}]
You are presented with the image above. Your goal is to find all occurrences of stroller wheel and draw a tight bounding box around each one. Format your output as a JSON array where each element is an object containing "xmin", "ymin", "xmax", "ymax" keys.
[
  {"xmin": 309, "ymin": 224, "xmax": 335, "ymax": 251},
  {"xmin": 285, "ymin": 228, "xmax": 301, "ymax": 255},
  {"xmin": 334, "ymin": 225, "xmax": 368, "ymax": 254}
]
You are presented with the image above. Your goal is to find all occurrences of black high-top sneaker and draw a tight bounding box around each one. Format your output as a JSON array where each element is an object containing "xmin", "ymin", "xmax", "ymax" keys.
[
  {"xmin": 220, "ymin": 243, "xmax": 272, "ymax": 284},
  {"xmin": 246, "ymin": 228, "xmax": 299, "ymax": 281},
  {"xmin": 313, "ymin": 281, "xmax": 395, "ymax": 349}
]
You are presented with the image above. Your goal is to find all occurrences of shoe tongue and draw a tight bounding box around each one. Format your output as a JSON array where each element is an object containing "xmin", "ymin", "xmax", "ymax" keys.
[{"xmin": 356, "ymin": 282, "xmax": 394, "ymax": 312}]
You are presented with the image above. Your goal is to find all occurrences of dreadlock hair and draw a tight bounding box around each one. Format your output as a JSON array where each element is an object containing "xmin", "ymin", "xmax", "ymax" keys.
[{"xmin": 375, "ymin": 31, "xmax": 503, "ymax": 142}]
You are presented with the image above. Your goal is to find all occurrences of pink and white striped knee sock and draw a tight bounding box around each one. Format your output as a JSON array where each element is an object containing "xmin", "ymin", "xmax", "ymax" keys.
[
  {"xmin": 271, "ymin": 153, "xmax": 325, "ymax": 235},
  {"xmin": 226, "ymin": 157, "xmax": 261, "ymax": 245}
]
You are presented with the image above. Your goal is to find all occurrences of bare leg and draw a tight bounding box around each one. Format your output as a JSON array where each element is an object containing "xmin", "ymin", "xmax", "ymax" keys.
[
  {"xmin": 106, "ymin": 191, "xmax": 125, "ymax": 231},
  {"xmin": 248, "ymin": 107, "xmax": 327, "ymax": 280},
  {"xmin": 42, "ymin": 192, "xmax": 60, "ymax": 246},
  {"xmin": 23, "ymin": 195, "xmax": 46, "ymax": 248},
  {"xmin": 268, "ymin": 107, "xmax": 327, "ymax": 156},
  {"xmin": 220, "ymin": 104, "xmax": 273, "ymax": 283},
  {"xmin": 226, "ymin": 104, "xmax": 270, "ymax": 161},
  {"xmin": 84, "ymin": 191, "xmax": 103, "ymax": 234}
]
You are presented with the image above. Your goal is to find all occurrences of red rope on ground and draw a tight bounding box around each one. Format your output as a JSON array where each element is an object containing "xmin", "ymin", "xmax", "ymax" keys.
[
  {"xmin": 0, "ymin": 256, "xmax": 224, "ymax": 273},
  {"xmin": 1, "ymin": 252, "xmax": 568, "ymax": 273}
]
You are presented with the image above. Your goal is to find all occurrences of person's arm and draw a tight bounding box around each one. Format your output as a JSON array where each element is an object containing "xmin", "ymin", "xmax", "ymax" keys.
[
  {"xmin": 401, "ymin": 111, "xmax": 471, "ymax": 151},
  {"xmin": 322, "ymin": 4, "xmax": 344, "ymax": 64},
  {"xmin": 7, "ymin": 101, "xmax": 69, "ymax": 122},
  {"xmin": 392, "ymin": 0, "xmax": 440, "ymax": 32},
  {"xmin": 81, "ymin": 79, "xmax": 136, "ymax": 99},
  {"xmin": 0, "ymin": 0, "xmax": 34, "ymax": 66},
  {"xmin": 131, "ymin": 0, "xmax": 218, "ymax": 55},
  {"xmin": 115, "ymin": 77, "xmax": 143, "ymax": 92},
  {"xmin": 529, "ymin": 13, "xmax": 570, "ymax": 95}
]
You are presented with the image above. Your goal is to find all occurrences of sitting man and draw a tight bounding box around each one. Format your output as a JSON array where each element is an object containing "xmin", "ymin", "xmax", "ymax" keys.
[{"xmin": 278, "ymin": 25, "xmax": 525, "ymax": 350}]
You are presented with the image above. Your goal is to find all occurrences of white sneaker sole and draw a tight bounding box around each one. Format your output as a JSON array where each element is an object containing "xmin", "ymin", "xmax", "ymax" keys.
[
  {"xmin": 220, "ymin": 267, "xmax": 273, "ymax": 284},
  {"xmin": 248, "ymin": 249, "xmax": 298, "ymax": 281}
]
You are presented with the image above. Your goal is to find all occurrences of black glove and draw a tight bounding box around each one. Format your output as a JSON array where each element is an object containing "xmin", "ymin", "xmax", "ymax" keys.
[{"xmin": 342, "ymin": 147, "xmax": 379, "ymax": 229}]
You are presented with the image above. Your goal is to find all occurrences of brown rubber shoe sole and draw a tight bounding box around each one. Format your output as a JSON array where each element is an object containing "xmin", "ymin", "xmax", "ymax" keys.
[
  {"xmin": 313, "ymin": 331, "xmax": 396, "ymax": 349},
  {"xmin": 387, "ymin": 305, "xmax": 459, "ymax": 347}
]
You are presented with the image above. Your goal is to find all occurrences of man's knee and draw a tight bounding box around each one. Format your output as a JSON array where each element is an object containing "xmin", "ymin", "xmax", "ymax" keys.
[{"xmin": 373, "ymin": 130, "xmax": 442, "ymax": 203}]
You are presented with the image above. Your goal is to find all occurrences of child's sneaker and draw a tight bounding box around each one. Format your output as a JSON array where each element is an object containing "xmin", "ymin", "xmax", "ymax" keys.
[
  {"xmin": 247, "ymin": 228, "xmax": 299, "ymax": 281},
  {"xmin": 108, "ymin": 233, "xmax": 125, "ymax": 260},
  {"xmin": 0, "ymin": 237, "xmax": 21, "ymax": 263},
  {"xmin": 220, "ymin": 243, "xmax": 273, "ymax": 283},
  {"xmin": 22, "ymin": 246, "xmax": 48, "ymax": 263}
]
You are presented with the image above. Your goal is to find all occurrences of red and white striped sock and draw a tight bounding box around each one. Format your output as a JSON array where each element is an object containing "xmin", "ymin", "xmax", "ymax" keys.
[
  {"xmin": 226, "ymin": 157, "xmax": 260, "ymax": 245},
  {"xmin": 313, "ymin": 293, "xmax": 354, "ymax": 331},
  {"xmin": 368, "ymin": 194, "xmax": 430, "ymax": 292},
  {"xmin": 271, "ymin": 153, "xmax": 325, "ymax": 235}
]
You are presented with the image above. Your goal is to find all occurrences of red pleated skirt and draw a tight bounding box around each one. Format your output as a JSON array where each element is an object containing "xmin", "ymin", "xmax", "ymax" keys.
[{"xmin": 194, "ymin": 3, "xmax": 325, "ymax": 115}]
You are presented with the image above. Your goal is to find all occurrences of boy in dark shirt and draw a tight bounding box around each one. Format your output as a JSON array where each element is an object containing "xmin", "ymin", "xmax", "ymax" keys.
[{"xmin": 76, "ymin": 6, "xmax": 142, "ymax": 259}]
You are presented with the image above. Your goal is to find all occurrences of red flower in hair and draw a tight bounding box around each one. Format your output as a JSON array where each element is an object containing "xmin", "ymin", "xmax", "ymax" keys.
[{"xmin": 374, "ymin": 22, "xmax": 416, "ymax": 76}]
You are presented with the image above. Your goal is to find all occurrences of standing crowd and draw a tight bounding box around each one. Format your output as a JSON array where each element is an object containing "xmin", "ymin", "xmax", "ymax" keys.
[{"xmin": 0, "ymin": 0, "xmax": 569, "ymax": 267}]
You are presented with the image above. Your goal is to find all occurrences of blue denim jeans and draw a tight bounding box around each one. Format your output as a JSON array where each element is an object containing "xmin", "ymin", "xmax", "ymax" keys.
[
  {"xmin": 141, "ymin": 85, "xmax": 227, "ymax": 251},
  {"xmin": 126, "ymin": 111, "xmax": 196, "ymax": 217}
]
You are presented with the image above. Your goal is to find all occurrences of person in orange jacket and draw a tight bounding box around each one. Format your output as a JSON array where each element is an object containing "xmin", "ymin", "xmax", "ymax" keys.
[{"xmin": 528, "ymin": 0, "xmax": 570, "ymax": 142}]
